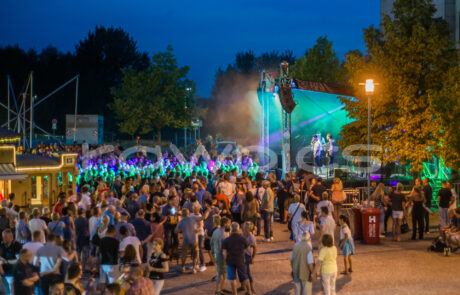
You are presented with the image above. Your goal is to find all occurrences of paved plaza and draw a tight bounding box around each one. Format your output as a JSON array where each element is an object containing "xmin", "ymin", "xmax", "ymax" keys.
[{"xmin": 162, "ymin": 215, "xmax": 460, "ymax": 295}]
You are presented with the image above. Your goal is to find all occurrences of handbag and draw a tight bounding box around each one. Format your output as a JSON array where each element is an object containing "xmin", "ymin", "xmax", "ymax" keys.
[
  {"xmin": 400, "ymin": 218, "xmax": 409, "ymax": 234},
  {"xmin": 287, "ymin": 203, "xmax": 301, "ymax": 232},
  {"xmin": 342, "ymin": 191, "xmax": 347, "ymax": 201},
  {"xmin": 91, "ymin": 232, "xmax": 101, "ymax": 246}
]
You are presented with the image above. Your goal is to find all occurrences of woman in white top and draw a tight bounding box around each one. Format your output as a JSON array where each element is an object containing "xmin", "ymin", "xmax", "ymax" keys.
[
  {"xmin": 287, "ymin": 194, "xmax": 306, "ymax": 241},
  {"xmin": 295, "ymin": 210, "xmax": 315, "ymax": 247}
]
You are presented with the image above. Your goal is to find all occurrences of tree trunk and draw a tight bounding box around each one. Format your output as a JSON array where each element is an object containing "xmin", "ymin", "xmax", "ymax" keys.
[{"xmin": 157, "ymin": 127, "xmax": 162, "ymax": 146}]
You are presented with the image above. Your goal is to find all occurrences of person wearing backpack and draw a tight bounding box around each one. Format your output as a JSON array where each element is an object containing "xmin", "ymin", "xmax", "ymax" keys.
[{"xmin": 288, "ymin": 195, "xmax": 306, "ymax": 242}]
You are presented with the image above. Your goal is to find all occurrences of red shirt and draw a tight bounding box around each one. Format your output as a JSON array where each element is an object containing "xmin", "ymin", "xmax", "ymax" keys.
[
  {"xmin": 53, "ymin": 203, "xmax": 64, "ymax": 216},
  {"xmin": 215, "ymin": 193, "xmax": 230, "ymax": 207}
]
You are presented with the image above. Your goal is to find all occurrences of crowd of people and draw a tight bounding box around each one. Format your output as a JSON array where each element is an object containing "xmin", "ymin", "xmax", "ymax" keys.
[{"xmin": 1, "ymin": 141, "xmax": 459, "ymax": 295}]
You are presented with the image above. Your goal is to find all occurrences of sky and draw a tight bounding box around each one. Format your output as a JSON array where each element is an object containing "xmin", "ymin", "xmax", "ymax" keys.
[{"xmin": 0, "ymin": 0, "xmax": 380, "ymax": 97}]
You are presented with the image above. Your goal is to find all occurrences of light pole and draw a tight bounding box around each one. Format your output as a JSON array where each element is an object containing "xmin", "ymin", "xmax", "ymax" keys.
[{"xmin": 364, "ymin": 79, "xmax": 374, "ymax": 206}]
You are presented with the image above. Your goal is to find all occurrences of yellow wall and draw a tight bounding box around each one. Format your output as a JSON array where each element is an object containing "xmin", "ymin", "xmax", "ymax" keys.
[{"xmin": 11, "ymin": 153, "xmax": 78, "ymax": 208}]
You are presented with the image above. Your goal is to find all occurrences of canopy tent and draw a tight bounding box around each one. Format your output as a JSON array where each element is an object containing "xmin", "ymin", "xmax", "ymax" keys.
[{"xmin": 0, "ymin": 163, "xmax": 27, "ymax": 180}]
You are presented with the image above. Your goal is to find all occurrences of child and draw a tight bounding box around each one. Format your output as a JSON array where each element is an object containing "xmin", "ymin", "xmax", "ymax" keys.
[
  {"xmin": 338, "ymin": 215, "xmax": 354, "ymax": 275},
  {"xmin": 242, "ymin": 221, "xmax": 257, "ymax": 295},
  {"xmin": 318, "ymin": 234, "xmax": 337, "ymax": 295}
]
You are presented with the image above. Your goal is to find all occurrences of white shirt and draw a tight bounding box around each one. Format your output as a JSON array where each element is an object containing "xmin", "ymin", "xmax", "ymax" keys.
[
  {"xmin": 29, "ymin": 218, "xmax": 48, "ymax": 244},
  {"xmin": 89, "ymin": 216, "xmax": 101, "ymax": 240},
  {"xmin": 23, "ymin": 241, "xmax": 44, "ymax": 263},
  {"xmin": 313, "ymin": 141, "xmax": 321, "ymax": 157},
  {"xmin": 316, "ymin": 200, "xmax": 334, "ymax": 216},
  {"xmin": 288, "ymin": 202, "xmax": 306, "ymax": 226},
  {"xmin": 190, "ymin": 213, "xmax": 204, "ymax": 236},
  {"xmin": 120, "ymin": 236, "xmax": 142, "ymax": 264},
  {"xmin": 340, "ymin": 224, "xmax": 353, "ymax": 241},
  {"xmin": 320, "ymin": 215, "xmax": 336, "ymax": 238},
  {"xmin": 219, "ymin": 181, "xmax": 234, "ymax": 199},
  {"xmin": 79, "ymin": 193, "xmax": 92, "ymax": 211}
]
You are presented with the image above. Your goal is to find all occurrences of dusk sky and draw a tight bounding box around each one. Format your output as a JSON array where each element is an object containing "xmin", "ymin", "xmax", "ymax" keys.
[{"xmin": 0, "ymin": 0, "xmax": 380, "ymax": 96}]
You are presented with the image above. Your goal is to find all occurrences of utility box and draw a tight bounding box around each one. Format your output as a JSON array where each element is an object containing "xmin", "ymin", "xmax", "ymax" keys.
[{"xmin": 65, "ymin": 115, "xmax": 103, "ymax": 145}]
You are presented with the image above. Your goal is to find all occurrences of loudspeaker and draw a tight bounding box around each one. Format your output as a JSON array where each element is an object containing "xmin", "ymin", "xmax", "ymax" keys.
[
  {"xmin": 279, "ymin": 84, "xmax": 296, "ymax": 113},
  {"xmin": 334, "ymin": 168, "xmax": 348, "ymax": 179}
]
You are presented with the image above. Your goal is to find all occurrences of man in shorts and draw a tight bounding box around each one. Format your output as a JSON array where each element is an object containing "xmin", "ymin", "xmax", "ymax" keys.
[
  {"xmin": 211, "ymin": 216, "xmax": 230, "ymax": 295},
  {"xmin": 222, "ymin": 222, "xmax": 252, "ymax": 295},
  {"xmin": 175, "ymin": 208, "xmax": 199, "ymax": 274}
]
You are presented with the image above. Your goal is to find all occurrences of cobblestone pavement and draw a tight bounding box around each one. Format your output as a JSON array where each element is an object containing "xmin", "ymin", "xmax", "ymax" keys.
[{"xmin": 161, "ymin": 214, "xmax": 460, "ymax": 295}]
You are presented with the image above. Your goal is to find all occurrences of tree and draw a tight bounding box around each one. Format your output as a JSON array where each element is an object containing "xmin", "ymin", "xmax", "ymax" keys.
[
  {"xmin": 290, "ymin": 36, "xmax": 345, "ymax": 83},
  {"xmin": 339, "ymin": 0, "xmax": 456, "ymax": 172},
  {"xmin": 111, "ymin": 46, "xmax": 195, "ymax": 143},
  {"xmin": 75, "ymin": 26, "xmax": 150, "ymax": 133},
  {"xmin": 430, "ymin": 66, "xmax": 460, "ymax": 169}
]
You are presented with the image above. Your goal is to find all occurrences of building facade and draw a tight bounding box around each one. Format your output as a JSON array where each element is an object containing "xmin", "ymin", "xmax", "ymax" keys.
[
  {"xmin": 0, "ymin": 145, "xmax": 78, "ymax": 208},
  {"xmin": 381, "ymin": 0, "xmax": 460, "ymax": 46}
]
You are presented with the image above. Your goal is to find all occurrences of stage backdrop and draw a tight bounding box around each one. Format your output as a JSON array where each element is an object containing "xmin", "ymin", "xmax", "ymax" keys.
[{"xmin": 256, "ymin": 88, "xmax": 353, "ymax": 160}]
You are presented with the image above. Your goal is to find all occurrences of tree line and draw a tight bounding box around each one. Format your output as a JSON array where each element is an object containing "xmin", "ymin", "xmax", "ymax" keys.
[{"xmin": 0, "ymin": 0, "xmax": 458, "ymax": 172}]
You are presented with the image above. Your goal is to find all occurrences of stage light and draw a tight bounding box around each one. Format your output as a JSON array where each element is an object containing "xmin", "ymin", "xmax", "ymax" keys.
[{"xmin": 365, "ymin": 79, "xmax": 374, "ymax": 94}]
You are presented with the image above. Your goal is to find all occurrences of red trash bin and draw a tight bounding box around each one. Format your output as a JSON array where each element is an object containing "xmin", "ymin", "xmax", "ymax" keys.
[
  {"xmin": 361, "ymin": 208, "xmax": 381, "ymax": 244},
  {"xmin": 352, "ymin": 207, "xmax": 363, "ymax": 240}
]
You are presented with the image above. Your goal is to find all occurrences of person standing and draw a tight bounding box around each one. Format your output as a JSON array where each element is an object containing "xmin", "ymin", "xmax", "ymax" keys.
[
  {"xmin": 126, "ymin": 265, "xmax": 154, "ymax": 295},
  {"xmin": 175, "ymin": 208, "xmax": 199, "ymax": 274},
  {"xmin": 319, "ymin": 207, "xmax": 336, "ymax": 244},
  {"xmin": 28, "ymin": 209, "xmax": 49, "ymax": 244},
  {"xmin": 422, "ymin": 178, "xmax": 433, "ymax": 234},
  {"xmin": 338, "ymin": 215, "xmax": 354, "ymax": 275},
  {"xmin": 13, "ymin": 249, "xmax": 39, "ymax": 295},
  {"xmin": 330, "ymin": 178, "xmax": 344, "ymax": 224},
  {"xmin": 161, "ymin": 196, "xmax": 179, "ymax": 258},
  {"xmin": 147, "ymin": 239, "xmax": 169, "ymax": 295},
  {"xmin": 291, "ymin": 231, "xmax": 315, "ymax": 295},
  {"xmin": 130, "ymin": 210, "xmax": 152, "ymax": 263},
  {"xmin": 218, "ymin": 175, "xmax": 235, "ymax": 204},
  {"xmin": 309, "ymin": 178, "xmax": 325, "ymax": 221},
  {"xmin": 119, "ymin": 226, "xmax": 143, "ymax": 265},
  {"xmin": 261, "ymin": 181, "xmax": 275, "ymax": 242},
  {"xmin": 222, "ymin": 222, "xmax": 251, "ymax": 295},
  {"xmin": 288, "ymin": 195, "xmax": 306, "ymax": 242},
  {"xmin": 408, "ymin": 186, "xmax": 425, "ymax": 240},
  {"xmin": 0, "ymin": 229, "xmax": 22, "ymax": 294},
  {"xmin": 22, "ymin": 231, "xmax": 44, "ymax": 263},
  {"xmin": 241, "ymin": 222, "xmax": 257, "ymax": 295},
  {"xmin": 34, "ymin": 233, "xmax": 65, "ymax": 295},
  {"xmin": 99, "ymin": 225, "xmax": 120, "ymax": 285},
  {"xmin": 326, "ymin": 134, "xmax": 335, "ymax": 175},
  {"xmin": 15, "ymin": 211, "xmax": 31, "ymax": 245},
  {"xmin": 211, "ymin": 216, "xmax": 230, "ymax": 295},
  {"xmin": 74, "ymin": 208, "xmax": 90, "ymax": 268},
  {"xmin": 371, "ymin": 183, "xmax": 386, "ymax": 236},
  {"xmin": 64, "ymin": 262, "xmax": 85, "ymax": 295},
  {"xmin": 313, "ymin": 135, "xmax": 322, "ymax": 175},
  {"xmin": 241, "ymin": 192, "xmax": 260, "ymax": 227},
  {"xmin": 318, "ymin": 234, "xmax": 337, "ymax": 295},
  {"xmin": 295, "ymin": 211, "xmax": 315, "ymax": 245},
  {"xmin": 390, "ymin": 183, "xmax": 406, "ymax": 242},
  {"xmin": 437, "ymin": 181, "xmax": 454, "ymax": 228},
  {"xmin": 79, "ymin": 186, "xmax": 92, "ymax": 212},
  {"xmin": 190, "ymin": 205, "xmax": 207, "ymax": 272},
  {"xmin": 59, "ymin": 207, "xmax": 76, "ymax": 248}
]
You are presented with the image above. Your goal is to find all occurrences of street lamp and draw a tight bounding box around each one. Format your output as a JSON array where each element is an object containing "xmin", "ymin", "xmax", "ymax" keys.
[
  {"xmin": 364, "ymin": 79, "xmax": 374, "ymax": 206},
  {"xmin": 359, "ymin": 79, "xmax": 376, "ymax": 205}
]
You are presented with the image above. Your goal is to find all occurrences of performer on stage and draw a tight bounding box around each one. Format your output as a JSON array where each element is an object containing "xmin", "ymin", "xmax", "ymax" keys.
[
  {"xmin": 326, "ymin": 134, "xmax": 335, "ymax": 175},
  {"xmin": 313, "ymin": 134, "xmax": 322, "ymax": 175}
]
